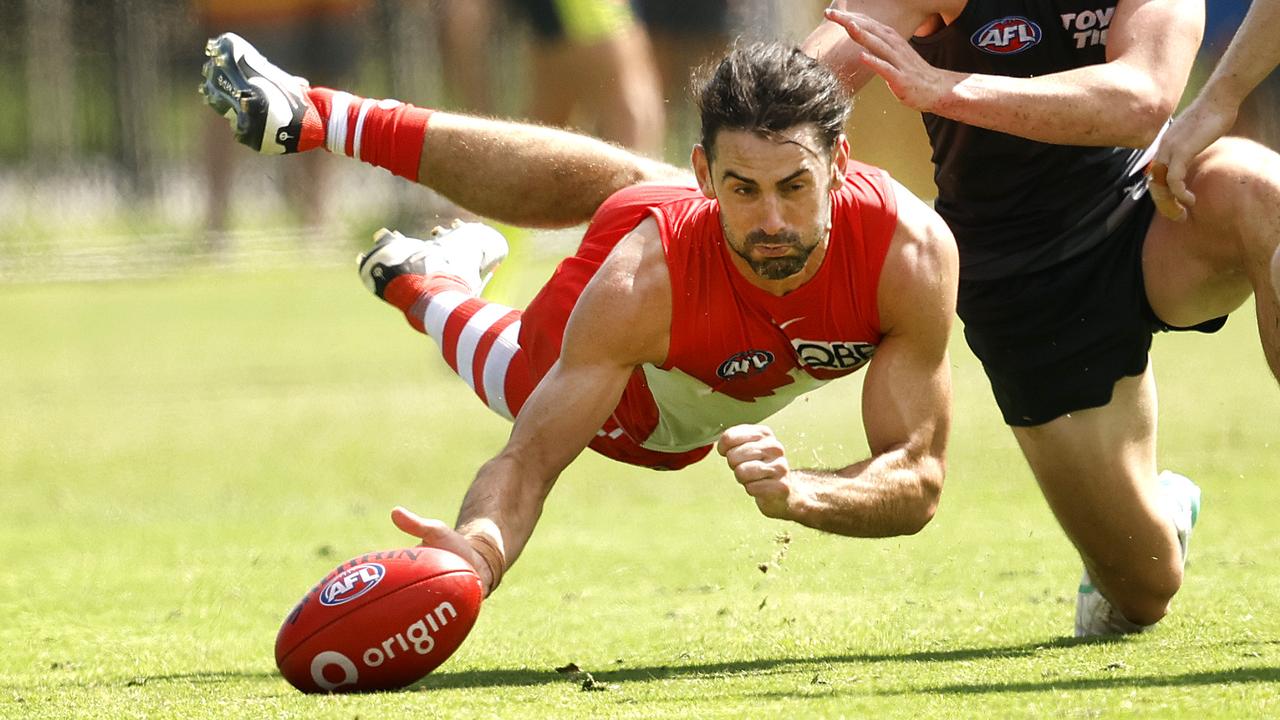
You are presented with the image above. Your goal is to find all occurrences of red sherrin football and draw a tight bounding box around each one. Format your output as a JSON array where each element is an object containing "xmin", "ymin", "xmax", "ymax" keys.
[{"xmin": 275, "ymin": 547, "xmax": 483, "ymax": 693}]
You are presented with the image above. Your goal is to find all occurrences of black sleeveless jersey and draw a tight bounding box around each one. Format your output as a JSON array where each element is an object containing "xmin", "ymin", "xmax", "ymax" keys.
[{"xmin": 909, "ymin": 1, "xmax": 1153, "ymax": 280}]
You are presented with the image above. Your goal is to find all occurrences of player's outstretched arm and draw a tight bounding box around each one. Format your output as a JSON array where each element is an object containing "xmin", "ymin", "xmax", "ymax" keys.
[
  {"xmin": 390, "ymin": 348, "xmax": 635, "ymax": 595},
  {"xmin": 1150, "ymin": 0, "xmax": 1280, "ymax": 220},
  {"xmin": 392, "ymin": 220, "xmax": 672, "ymax": 594},
  {"xmin": 200, "ymin": 33, "xmax": 685, "ymax": 229},
  {"xmin": 718, "ymin": 184, "xmax": 957, "ymax": 537},
  {"xmin": 819, "ymin": 0, "xmax": 1201, "ymax": 149}
]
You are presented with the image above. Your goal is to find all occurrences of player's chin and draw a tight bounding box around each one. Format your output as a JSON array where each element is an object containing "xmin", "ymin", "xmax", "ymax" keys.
[{"xmin": 752, "ymin": 256, "xmax": 806, "ymax": 280}]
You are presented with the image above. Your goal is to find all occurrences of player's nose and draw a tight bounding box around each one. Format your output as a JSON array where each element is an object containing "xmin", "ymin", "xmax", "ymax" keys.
[{"xmin": 758, "ymin": 196, "xmax": 787, "ymax": 235}]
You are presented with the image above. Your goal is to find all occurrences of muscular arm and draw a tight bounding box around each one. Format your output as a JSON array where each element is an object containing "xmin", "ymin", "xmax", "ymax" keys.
[
  {"xmin": 420, "ymin": 115, "xmax": 687, "ymax": 228},
  {"xmin": 819, "ymin": 0, "xmax": 1202, "ymax": 148},
  {"xmin": 446, "ymin": 219, "xmax": 671, "ymax": 592},
  {"xmin": 719, "ymin": 183, "xmax": 958, "ymax": 537}
]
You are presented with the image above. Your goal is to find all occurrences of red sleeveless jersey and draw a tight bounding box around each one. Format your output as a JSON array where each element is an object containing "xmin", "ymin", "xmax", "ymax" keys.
[{"xmin": 519, "ymin": 161, "xmax": 898, "ymax": 469}]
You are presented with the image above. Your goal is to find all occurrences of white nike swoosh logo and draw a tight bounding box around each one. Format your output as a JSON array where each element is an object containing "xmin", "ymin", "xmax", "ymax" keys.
[{"xmin": 778, "ymin": 317, "xmax": 806, "ymax": 330}]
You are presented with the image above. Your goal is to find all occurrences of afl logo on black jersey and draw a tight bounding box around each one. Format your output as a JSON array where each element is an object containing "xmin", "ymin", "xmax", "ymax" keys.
[
  {"xmin": 717, "ymin": 350, "xmax": 775, "ymax": 380},
  {"xmin": 971, "ymin": 16, "xmax": 1042, "ymax": 55}
]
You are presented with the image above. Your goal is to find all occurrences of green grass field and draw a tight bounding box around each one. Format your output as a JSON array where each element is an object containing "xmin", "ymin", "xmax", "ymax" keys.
[{"xmin": 2, "ymin": 258, "xmax": 1279, "ymax": 719}]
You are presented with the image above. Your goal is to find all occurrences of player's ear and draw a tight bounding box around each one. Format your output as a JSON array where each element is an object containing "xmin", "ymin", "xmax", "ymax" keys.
[
  {"xmin": 830, "ymin": 134, "xmax": 850, "ymax": 190},
  {"xmin": 692, "ymin": 144, "xmax": 716, "ymax": 199}
]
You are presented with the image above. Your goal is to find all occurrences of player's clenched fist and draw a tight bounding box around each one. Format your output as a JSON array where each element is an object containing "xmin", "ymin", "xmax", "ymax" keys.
[{"xmin": 717, "ymin": 424, "xmax": 793, "ymax": 519}]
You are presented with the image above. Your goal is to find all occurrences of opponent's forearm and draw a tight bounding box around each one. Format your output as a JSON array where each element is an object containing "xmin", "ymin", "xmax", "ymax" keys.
[
  {"xmin": 786, "ymin": 448, "xmax": 944, "ymax": 537},
  {"xmin": 1200, "ymin": 0, "xmax": 1280, "ymax": 107},
  {"xmin": 420, "ymin": 113, "xmax": 684, "ymax": 228},
  {"xmin": 802, "ymin": 17, "xmax": 879, "ymax": 93},
  {"xmin": 931, "ymin": 63, "xmax": 1172, "ymax": 148}
]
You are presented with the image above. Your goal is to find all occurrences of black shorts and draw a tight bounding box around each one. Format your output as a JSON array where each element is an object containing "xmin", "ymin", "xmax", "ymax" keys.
[{"xmin": 958, "ymin": 194, "xmax": 1227, "ymax": 427}]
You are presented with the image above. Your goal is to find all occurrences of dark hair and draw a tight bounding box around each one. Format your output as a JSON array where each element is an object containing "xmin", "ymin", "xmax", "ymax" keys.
[{"xmin": 695, "ymin": 41, "xmax": 851, "ymax": 159}]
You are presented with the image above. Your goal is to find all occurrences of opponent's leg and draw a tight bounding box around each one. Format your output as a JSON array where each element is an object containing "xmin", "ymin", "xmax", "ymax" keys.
[
  {"xmin": 1010, "ymin": 367, "xmax": 1198, "ymax": 635},
  {"xmin": 357, "ymin": 223, "xmax": 533, "ymax": 420},
  {"xmin": 1143, "ymin": 137, "xmax": 1280, "ymax": 382},
  {"xmin": 200, "ymin": 33, "xmax": 685, "ymax": 228},
  {"xmin": 1074, "ymin": 468, "xmax": 1199, "ymax": 636}
]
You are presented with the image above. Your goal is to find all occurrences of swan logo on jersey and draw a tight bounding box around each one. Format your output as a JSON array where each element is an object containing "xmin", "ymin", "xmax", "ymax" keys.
[
  {"xmin": 717, "ymin": 350, "xmax": 775, "ymax": 380},
  {"xmin": 792, "ymin": 340, "xmax": 877, "ymax": 371},
  {"xmin": 319, "ymin": 563, "xmax": 385, "ymax": 607},
  {"xmin": 971, "ymin": 17, "xmax": 1042, "ymax": 55}
]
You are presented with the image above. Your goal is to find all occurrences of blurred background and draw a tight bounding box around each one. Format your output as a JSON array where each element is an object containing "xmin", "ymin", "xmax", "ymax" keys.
[{"xmin": 0, "ymin": 0, "xmax": 1275, "ymax": 283}]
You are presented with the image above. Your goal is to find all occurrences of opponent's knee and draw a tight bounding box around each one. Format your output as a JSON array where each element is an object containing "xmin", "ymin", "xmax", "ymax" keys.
[
  {"xmin": 1182, "ymin": 138, "xmax": 1280, "ymax": 269},
  {"xmin": 1191, "ymin": 138, "xmax": 1280, "ymax": 222},
  {"xmin": 1101, "ymin": 562, "xmax": 1184, "ymax": 627}
]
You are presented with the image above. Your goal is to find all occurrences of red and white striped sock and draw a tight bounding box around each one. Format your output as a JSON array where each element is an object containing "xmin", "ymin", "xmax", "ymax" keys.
[
  {"xmin": 383, "ymin": 274, "xmax": 534, "ymax": 421},
  {"xmin": 297, "ymin": 87, "xmax": 432, "ymax": 182}
]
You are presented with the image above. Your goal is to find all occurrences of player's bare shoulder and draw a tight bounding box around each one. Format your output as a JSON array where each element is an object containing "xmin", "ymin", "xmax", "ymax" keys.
[
  {"xmin": 877, "ymin": 178, "xmax": 958, "ymax": 338},
  {"xmin": 564, "ymin": 216, "xmax": 673, "ymax": 366},
  {"xmin": 594, "ymin": 216, "xmax": 671, "ymax": 305}
]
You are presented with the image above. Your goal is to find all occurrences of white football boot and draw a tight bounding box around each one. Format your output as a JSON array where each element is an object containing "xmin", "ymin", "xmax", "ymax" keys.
[
  {"xmin": 357, "ymin": 220, "xmax": 509, "ymax": 300},
  {"xmin": 1074, "ymin": 470, "xmax": 1201, "ymax": 637},
  {"xmin": 199, "ymin": 32, "xmax": 311, "ymax": 155}
]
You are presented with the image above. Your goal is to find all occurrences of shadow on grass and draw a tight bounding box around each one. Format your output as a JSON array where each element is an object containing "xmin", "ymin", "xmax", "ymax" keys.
[
  {"xmin": 417, "ymin": 636, "xmax": 1119, "ymax": 691},
  {"xmin": 863, "ymin": 666, "xmax": 1280, "ymax": 697},
  {"xmin": 118, "ymin": 671, "xmax": 280, "ymax": 685},
  {"xmin": 114, "ymin": 638, "xmax": 1279, "ymax": 696}
]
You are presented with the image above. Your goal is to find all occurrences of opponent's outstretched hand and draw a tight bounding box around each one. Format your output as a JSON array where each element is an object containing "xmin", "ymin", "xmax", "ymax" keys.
[
  {"xmin": 391, "ymin": 506, "xmax": 495, "ymax": 596},
  {"xmin": 823, "ymin": 9, "xmax": 956, "ymax": 113},
  {"xmin": 717, "ymin": 424, "xmax": 794, "ymax": 520},
  {"xmin": 1148, "ymin": 92, "xmax": 1238, "ymax": 222}
]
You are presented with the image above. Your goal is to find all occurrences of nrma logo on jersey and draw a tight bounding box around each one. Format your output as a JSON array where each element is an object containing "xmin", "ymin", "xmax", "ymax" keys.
[
  {"xmin": 717, "ymin": 349, "xmax": 775, "ymax": 380},
  {"xmin": 320, "ymin": 563, "xmax": 386, "ymax": 607},
  {"xmin": 793, "ymin": 340, "xmax": 877, "ymax": 371},
  {"xmin": 971, "ymin": 16, "xmax": 1042, "ymax": 55}
]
